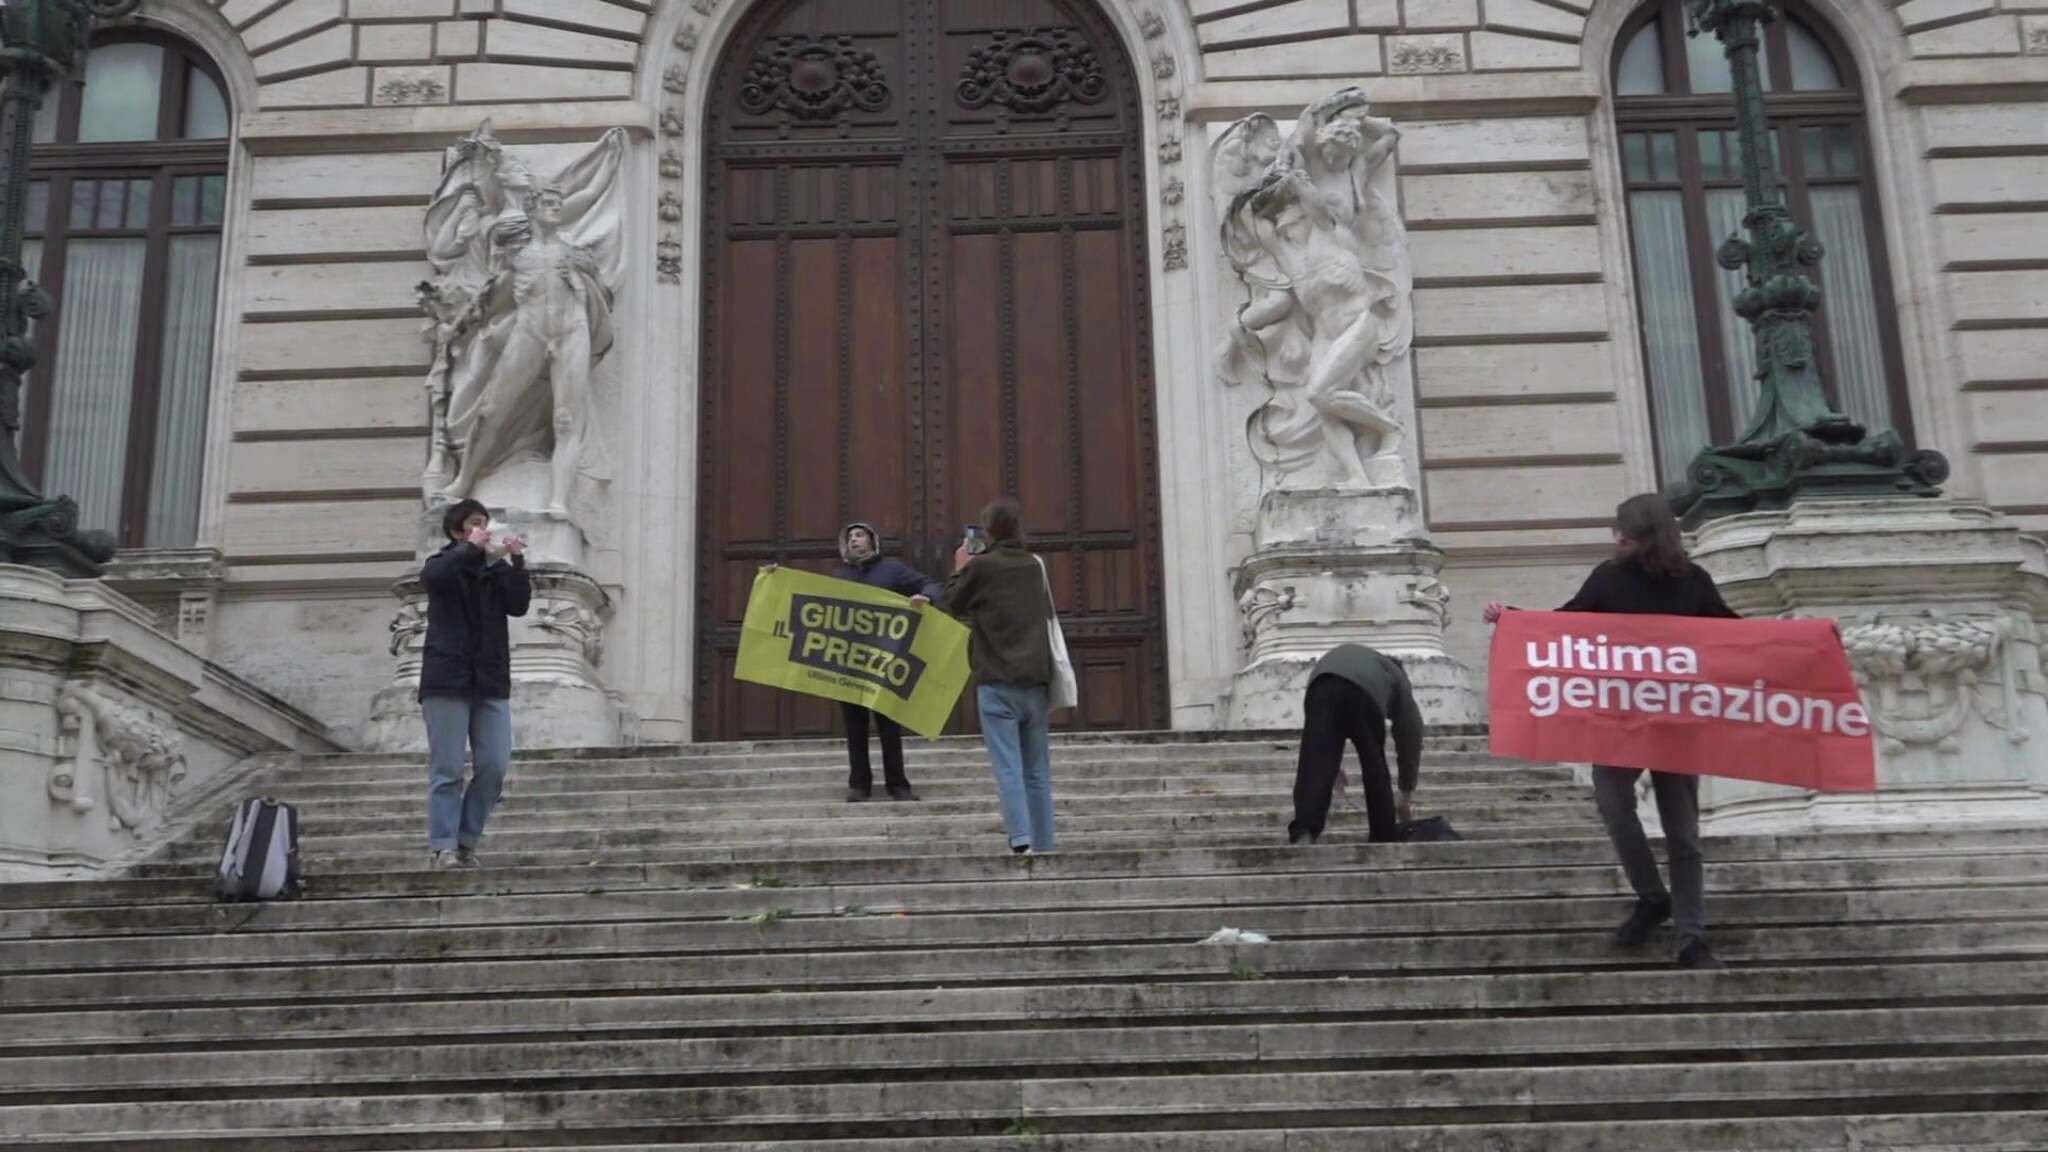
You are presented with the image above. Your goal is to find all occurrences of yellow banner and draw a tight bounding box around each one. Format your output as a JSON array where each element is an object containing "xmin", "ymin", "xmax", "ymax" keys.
[{"xmin": 734, "ymin": 566, "xmax": 972, "ymax": 738}]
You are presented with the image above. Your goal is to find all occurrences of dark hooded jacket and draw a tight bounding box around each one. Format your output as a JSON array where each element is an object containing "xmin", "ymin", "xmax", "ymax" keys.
[
  {"xmin": 831, "ymin": 521, "xmax": 941, "ymax": 601},
  {"xmin": 418, "ymin": 540, "xmax": 532, "ymax": 701}
]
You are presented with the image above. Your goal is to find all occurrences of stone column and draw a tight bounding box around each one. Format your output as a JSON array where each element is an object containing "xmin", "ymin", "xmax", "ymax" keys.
[
  {"xmin": 1689, "ymin": 498, "xmax": 2048, "ymax": 830},
  {"xmin": 1210, "ymin": 88, "xmax": 1477, "ymax": 728}
]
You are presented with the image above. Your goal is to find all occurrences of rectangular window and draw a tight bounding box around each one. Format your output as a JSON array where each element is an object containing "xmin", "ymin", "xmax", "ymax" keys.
[
  {"xmin": 1627, "ymin": 190, "xmax": 1712, "ymax": 486},
  {"xmin": 43, "ymin": 239, "xmax": 148, "ymax": 538}
]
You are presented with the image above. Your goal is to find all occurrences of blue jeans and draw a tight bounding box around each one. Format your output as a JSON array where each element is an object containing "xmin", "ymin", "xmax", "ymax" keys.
[
  {"xmin": 977, "ymin": 682, "xmax": 1054, "ymax": 851},
  {"xmin": 422, "ymin": 696, "xmax": 512, "ymax": 852}
]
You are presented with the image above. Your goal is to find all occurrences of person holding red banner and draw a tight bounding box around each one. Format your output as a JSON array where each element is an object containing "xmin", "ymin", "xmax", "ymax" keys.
[{"xmin": 1484, "ymin": 493, "xmax": 1737, "ymax": 970}]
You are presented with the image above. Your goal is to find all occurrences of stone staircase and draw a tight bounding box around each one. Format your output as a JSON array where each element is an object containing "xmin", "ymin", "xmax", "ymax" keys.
[{"xmin": 3, "ymin": 732, "xmax": 2046, "ymax": 1149}]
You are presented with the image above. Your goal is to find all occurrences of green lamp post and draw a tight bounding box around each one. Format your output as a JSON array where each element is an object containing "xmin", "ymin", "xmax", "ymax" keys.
[
  {"xmin": 0, "ymin": 0, "xmax": 137, "ymax": 576},
  {"xmin": 1670, "ymin": 0, "xmax": 1948, "ymax": 526}
]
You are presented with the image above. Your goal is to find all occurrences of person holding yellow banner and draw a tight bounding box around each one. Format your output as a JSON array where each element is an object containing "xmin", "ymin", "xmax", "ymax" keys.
[
  {"xmin": 829, "ymin": 522, "xmax": 942, "ymax": 802},
  {"xmin": 734, "ymin": 559, "xmax": 974, "ymax": 750}
]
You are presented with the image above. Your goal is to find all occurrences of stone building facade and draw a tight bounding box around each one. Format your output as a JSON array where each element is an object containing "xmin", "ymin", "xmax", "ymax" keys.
[{"xmin": 23, "ymin": 0, "xmax": 2047, "ymax": 748}]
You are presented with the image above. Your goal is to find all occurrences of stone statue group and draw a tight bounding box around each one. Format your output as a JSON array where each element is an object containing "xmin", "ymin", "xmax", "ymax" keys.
[
  {"xmin": 1214, "ymin": 88, "xmax": 1414, "ymax": 491},
  {"xmin": 419, "ymin": 122, "xmax": 626, "ymax": 525}
]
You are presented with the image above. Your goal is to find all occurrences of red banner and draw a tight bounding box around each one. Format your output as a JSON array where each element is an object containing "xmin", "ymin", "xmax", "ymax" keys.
[{"xmin": 1488, "ymin": 611, "xmax": 1876, "ymax": 792}]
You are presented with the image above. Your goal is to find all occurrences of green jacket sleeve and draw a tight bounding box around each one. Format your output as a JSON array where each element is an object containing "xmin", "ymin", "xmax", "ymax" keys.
[{"xmin": 1389, "ymin": 666, "xmax": 1425, "ymax": 793}]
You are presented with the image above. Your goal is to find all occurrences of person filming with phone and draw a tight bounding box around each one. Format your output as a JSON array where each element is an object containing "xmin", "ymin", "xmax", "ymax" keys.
[
  {"xmin": 942, "ymin": 499, "xmax": 1060, "ymax": 855},
  {"xmin": 417, "ymin": 499, "xmax": 531, "ymax": 870}
]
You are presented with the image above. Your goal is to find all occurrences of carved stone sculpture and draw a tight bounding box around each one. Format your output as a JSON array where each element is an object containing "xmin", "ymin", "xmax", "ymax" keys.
[
  {"xmin": 1213, "ymin": 89, "xmax": 1412, "ymax": 490},
  {"xmin": 53, "ymin": 685, "xmax": 187, "ymax": 834},
  {"xmin": 1841, "ymin": 615, "xmax": 2032, "ymax": 754},
  {"xmin": 420, "ymin": 122, "xmax": 626, "ymax": 526}
]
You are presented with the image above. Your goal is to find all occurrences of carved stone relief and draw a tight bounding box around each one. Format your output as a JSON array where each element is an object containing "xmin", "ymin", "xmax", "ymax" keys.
[
  {"xmin": 52, "ymin": 685, "xmax": 188, "ymax": 834},
  {"xmin": 1841, "ymin": 615, "xmax": 2035, "ymax": 754},
  {"xmin": 1162, "ymin": 221, "xmax": 1187, "ymax": 271},
  {"xmin": 957, "ymin": 29, "xmax": 1105, "ymax": 113}
]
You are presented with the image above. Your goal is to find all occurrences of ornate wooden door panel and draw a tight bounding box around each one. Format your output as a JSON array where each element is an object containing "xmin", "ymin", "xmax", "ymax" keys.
[{"xmin": 698, "ymin": 0, "xmax": 1167, "ymax": 739}]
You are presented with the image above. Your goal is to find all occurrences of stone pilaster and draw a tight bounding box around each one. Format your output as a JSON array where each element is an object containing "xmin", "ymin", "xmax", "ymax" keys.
[
  {"xmin": 1227, "ymin": 487, "xmax": 1478, "ymax": 728},
  {"xmin": 365, "ymin": 563, "xmax": 634, "ymax": 752}
]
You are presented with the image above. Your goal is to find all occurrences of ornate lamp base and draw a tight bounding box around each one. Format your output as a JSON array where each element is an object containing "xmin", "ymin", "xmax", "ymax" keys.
[
  {"xmin": 1671, "ymin": 430, "xmax": 1950, "ymax": 529},
  {"xmin": 0, "ymin": 496, "xmax": 116, "ymax": 578}
]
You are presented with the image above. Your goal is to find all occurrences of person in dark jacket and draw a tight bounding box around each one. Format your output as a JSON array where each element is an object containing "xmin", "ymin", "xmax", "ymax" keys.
[
  {"xmin": 832, "ymin": 522, "xmax": 939, "ymax": 802},
  {"xmin": 418, "ymin": 499, "xmax": 531, "ymax": 869},
  {"xmin": 942, "ymin": 498, "xmax": 1057, "ymax": 854},
  {"xmin": 1484, "ymin": 492, "xmax": 1738, "ymax": 970},
  {"xmin": 1288, "ymin": 644, "xmax": 1425, "ymax": 845}
]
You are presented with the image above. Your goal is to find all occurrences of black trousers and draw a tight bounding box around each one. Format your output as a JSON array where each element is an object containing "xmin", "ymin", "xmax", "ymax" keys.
[
  {"xmin": 842, "ymin": 703, "xmax": 910, "ymax": 793},
  {"xmin": 1290, "ymin": 675, "xmax": 1400, "ymax": 843}
]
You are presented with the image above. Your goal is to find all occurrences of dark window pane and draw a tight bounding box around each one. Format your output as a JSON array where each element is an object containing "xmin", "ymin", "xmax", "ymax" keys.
[
  {"xmin": 70, "ymin": 179, "xmax": 98, "ymax": 229},
  {"xmin": 1787, "ymin": 20, "xmax": 1843, "ymax": 90},
  {"xmin": 1617, "ymin": 20, "xmax": 1666, "ymax": 95},
  {"xmin": 29, "ymin": 81, "xmax": 60, "ymax": 143},
  {"xmin": 24, "ymin": 181, "xmax": 49, "ymax": 235},
  {"xmin": 171, "ymin": 175, "xmax": 199, "ymax": 227},
  {"xmin": 125, "ymin": 178, "xmax": 154, "ymax": 228},
  {"xmin": 1650, "ymin": 131, "xmax": 1679, "ymax": 182},
  {"xmin": 1829, "ymin": 125, "xmax": 1856, "ymax": 175},
  {"xmin": 95, "ymin": 180, "xmax": 125, "ymax": 230},
  {"xmin": 183, "ymin": 66, "xmax": 230, "ymax": 140},
  {"xmin": 1622, "ymin": 132, "xmax": 1651, "ymax": 182},
  {"xmin": 200, "ymin": 174, "xmax": 226, "ymax": 226},
  {"xmin": 79, "ymin": 42, "xmax": 166, "ymax": 143},
  {"xmin": 1700, "ymin": 130, "xmax": 1725, "ymax": 180},
  {"xmin": 1799, "ymin": 126, "xmax": 1827, "ymax": 176}
]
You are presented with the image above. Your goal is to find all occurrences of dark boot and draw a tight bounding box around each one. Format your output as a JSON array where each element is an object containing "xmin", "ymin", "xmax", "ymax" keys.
[{"xmin": 1615, "ymin": 896, "xmax": 1672, "ymax": 948}]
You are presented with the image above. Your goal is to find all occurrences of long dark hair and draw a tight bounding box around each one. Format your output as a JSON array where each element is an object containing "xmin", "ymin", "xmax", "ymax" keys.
[
  {"xmin": 981, "ymin": 497, "xmax": 1023, "ymax": 544},
  {"xmin": 1612, "ymin": 493, "xmax": 1689, "ymax": 577}
]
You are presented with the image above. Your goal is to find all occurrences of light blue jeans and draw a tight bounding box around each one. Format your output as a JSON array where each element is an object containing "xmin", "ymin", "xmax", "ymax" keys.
[
  {"xmin": 977, "ymin": 682, "xmax": 1055, "ymax": 851},
  {"xmin": 422, "ymin": 696, "xmax": 512, "ymax": 852}
]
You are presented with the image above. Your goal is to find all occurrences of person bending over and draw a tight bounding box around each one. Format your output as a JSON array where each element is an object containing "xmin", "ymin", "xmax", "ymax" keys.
[{"xmin": 1288, "ymin": 643, "xmax": 1423, "ymax": 845}]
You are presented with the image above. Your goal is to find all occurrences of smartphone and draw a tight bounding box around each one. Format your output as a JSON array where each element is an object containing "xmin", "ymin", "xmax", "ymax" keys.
[{"xmin": 963, "ymin": 524, "xmax": 989, "ymax": 555}]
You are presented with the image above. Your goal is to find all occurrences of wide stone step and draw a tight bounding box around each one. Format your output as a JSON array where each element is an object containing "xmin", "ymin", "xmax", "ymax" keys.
[
  {"xmin": 17, "ymin": 854, "xmax": 2036, "ymax": 939},
  {"xmin": 231, "ymin": 776, "xmax": 1584, "ymax": 818},
  {"xmin": 9, "ymin": 1056, "xmax": 2048, "ymax": 1145},
  {"xmin": 256, "ymin": 755, "xmax": 1525, "ymax": 794},
  {"xmin": 10, "ymin": 920, "xmax": 2047, "ymax": 1012},
  {"xmin": 316, "ymin": 1113, "xmax": 2048, "ymax": 1152},
  {"xmin": 13, "ymin": 883, "xmax": 2041, "ymax": 974},
  {"xmin": 8, "ymin": 1004, "xmax": 2045, "ymax": 1098},
  {"xmin": 17, "ymin": 829, "xmax": 2047, "ymax": 910},
  {"xmin": 15, "ymin": 960, "xmax": 2042, "ymax": 1050},
  {"xmin": 148, "ymin": 806, "xmax": 1597, "ymax": 861}
]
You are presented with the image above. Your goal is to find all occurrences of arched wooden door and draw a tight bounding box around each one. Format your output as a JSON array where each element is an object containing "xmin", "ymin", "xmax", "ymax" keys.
[{"xmin": 695, "ymin": 0, "xmax": 1168, "ymax": 740}]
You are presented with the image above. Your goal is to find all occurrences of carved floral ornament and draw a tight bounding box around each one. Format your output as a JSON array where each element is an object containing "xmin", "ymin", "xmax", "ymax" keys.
[
  {"xmin": 741, "ymin": 35, "xmax": 891, "ymax": 121},
  {"xmin": 1839, "ymin": 614, "xmax": 2040, "ymax": 754},
  {"xmin": 957, "ymin": 28, "xmax": 1106, "ymax": 114},
  {"xmin": 1238, "ymin": 584, "xmax": 1297, "ymax": 647}
]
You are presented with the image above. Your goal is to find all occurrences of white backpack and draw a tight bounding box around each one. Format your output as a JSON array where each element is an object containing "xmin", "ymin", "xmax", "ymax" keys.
[{"xmin": 214, "ymin": 798, "xmax": 302, "ymax": 902}]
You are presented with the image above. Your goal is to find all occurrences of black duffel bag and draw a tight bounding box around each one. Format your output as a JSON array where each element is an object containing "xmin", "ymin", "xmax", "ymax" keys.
[{"xmin": 1396, "ymin": 816, "xmax": 1462, "ymax": 843}]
